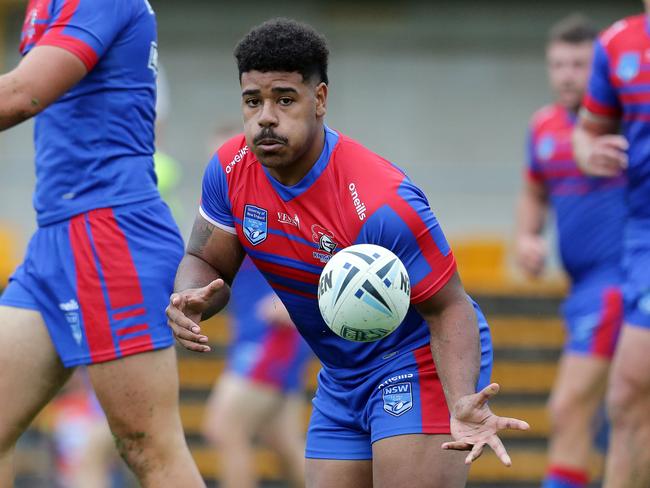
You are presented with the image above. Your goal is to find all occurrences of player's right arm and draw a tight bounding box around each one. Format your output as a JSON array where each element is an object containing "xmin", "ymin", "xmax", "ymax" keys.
[
  {"xmin": 515, "ymin": 132, "xmax": 549, "ymax": 277},
  {"xmin": 573, "ymin": 38, "xmax": 628, "ymax": 177},
  {"xmin": 0, "ymin": 46, "xmax": 87, "ymax": 131},
  {"xmin": 166, "ymin": 213, "xmax": 245, "ymax": 352},
  {"xmin": 166, "ymin": 148, "xmax": 245, "ymax": 352}
]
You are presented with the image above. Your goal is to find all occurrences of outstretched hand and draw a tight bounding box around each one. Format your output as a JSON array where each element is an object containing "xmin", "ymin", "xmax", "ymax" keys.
[
  {"xmin": 442, "ymin": 383, "xmax": 530, "ymax": 466},
  {"xmin": 165, "ymin": 279, "xmax": 225, "ymax": 352}
]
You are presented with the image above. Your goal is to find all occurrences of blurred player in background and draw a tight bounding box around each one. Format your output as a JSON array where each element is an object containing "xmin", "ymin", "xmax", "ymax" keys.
[
  {"xmin": 516, "ymin": 15, "xmax": 625, "ymax": 488},
  {"xmin": 0, "ymin": 1, "xmax": 203, "ymax": 486},
  {"xmin": 573, "ymin": 2, "xmax": 650, "ymax": 486},
  {"xmin": 167, "ymin": 18, "xmax": 529, "ymax": 488},
  {"xmin": 202, "ymin": 256, "xmax": 311, "ymax": 488},
  {"xmin": 48, "ymin": 370, "xmax": 118, "ymax": 488}
]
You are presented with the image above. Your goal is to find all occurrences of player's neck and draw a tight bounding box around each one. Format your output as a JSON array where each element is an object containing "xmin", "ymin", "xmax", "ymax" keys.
[{"xmin": 267, "ymin": 126, "xmax": 326, "ymax": 186}]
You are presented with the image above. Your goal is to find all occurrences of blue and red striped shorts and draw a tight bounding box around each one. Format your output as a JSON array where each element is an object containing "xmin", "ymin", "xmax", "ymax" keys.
[
  {"xmin": 0, "ymin": 199, "xmax": 183, "ymax": 367},
  {"xmin": 306, "ymin": 305, "xmax": 493, "ymax": 460},
  {"xmin": 562, "ymin": 284, "xmax": 623, "ymax": 359}
]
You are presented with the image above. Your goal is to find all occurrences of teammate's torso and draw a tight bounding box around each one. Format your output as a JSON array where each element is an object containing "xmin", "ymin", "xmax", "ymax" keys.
[
  {"xmin": 210, "ymin": 127, "xmax": 485, "ymax": 378},
  {"xmin": 592, "ymin": 14, "xmax": 650, "ymax": 220},
  {"xmin": 528, "ymin": 104, "xmax": 626, "ymax": 284},
  {"xmin": 20, "ymin": 0, "xmax": 160, "ymax": 225}
]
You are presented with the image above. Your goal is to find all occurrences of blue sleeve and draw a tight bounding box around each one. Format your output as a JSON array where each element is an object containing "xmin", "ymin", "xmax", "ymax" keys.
[
  {"xmin": 199, "ymin": 154, "xmax": 236, "ymax": 233},
  {"xmin": 38, "ymin": 0, "xmax": 136, "ymax": 70},
  {"xmin": 583, "ymin": 40, "xmax": 621, "ymax": 117},
  {"xmin": 355, "ymin": 179, "xmax": 455, "ymax": 303}
]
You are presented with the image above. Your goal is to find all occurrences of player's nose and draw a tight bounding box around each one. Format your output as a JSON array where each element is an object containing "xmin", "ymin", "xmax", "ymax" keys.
[{"xmin": 258, "ymin": 100, "xmax": 279, "ymax": 127}]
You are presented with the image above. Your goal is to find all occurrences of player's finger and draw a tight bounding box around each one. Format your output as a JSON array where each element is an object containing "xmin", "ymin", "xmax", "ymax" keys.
[
  {"xmin": 170, "ymin": 293, "xmax": 185, "ymax": 309},
  {"xmin": 598, "ymin": 147, "xmax": 628, "ymax": 168},
  {"xmin": 600, "ymin": 134, "xmax": 629, "ymax": 151},
  {"xmin": 175, "ymin": 336, "xmax": 211, "ymax": 353},
  {"xmin": 166, "ymin": 305, "xmax": 202, "ymax": 334},
  {"xmin": 441, "ymin": 441, "xmax": 472, "ymax": 451},
  {"xmin": 170, "ymin": 323, "xmax": 209, "ymax": 344},
  {"xmin": 201, "ymin": 278, "xmax": 225, "ymax": 299},
  {"xmin": 486, "ymin": 436, "xmax": 511, "ymax": 467},
  {"xmin": 495, "ymin": 416, "xmax": 530, "ymax": 431},
  {"xmin": 475, "ymin": 383, "xmax": 500, "ymax": 405},
  {"xmin": 465, "ymin": 443, "xmax": 485, "ymax": 464}
]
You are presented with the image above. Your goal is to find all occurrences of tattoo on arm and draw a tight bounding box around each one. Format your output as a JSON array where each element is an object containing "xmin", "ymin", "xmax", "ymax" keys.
[{"xmin": 187, "ymin": 218, "xmax": 215, "ymax": 256}]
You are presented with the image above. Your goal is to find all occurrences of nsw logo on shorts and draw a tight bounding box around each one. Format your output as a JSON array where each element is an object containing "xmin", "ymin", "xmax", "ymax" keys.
[
  {"xmin": 243, "ymin": 204, "xmax": 268, "ymax": 246},
  {"xmin": 382, "ymin": 382, "xmax": 413, "ymax": 417}
]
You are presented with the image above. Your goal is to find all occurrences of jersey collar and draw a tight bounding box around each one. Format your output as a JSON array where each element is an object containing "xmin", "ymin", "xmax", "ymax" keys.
[{"xmin": 262, "ymin": 126, "xmax": 339, "ymax": 202}]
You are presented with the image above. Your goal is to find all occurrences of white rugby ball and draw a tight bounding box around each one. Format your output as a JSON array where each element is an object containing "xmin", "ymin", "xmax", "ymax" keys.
[{"xmin": 317, "ymin": 244, "xmax": 411, "ymax": 342}]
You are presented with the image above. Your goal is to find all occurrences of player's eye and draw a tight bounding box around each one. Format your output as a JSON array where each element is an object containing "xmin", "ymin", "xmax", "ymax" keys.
[
  {"xmin": 278, "ymin": 97, "xmax": 294, "ymax": 106},
  {"xmin": 245, "ymin": 98, "xmax": 261, "ymax": 108}
]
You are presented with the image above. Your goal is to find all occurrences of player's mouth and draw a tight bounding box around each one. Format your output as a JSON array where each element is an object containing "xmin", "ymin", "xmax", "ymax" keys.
[{"xmin": 256, "ymin": 138, "xmax": 286, "ymax": 151}]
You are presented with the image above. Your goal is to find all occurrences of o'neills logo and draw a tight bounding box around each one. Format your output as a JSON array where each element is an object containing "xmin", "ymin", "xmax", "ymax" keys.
[
  {"xmin": 225, "ymin": 146, "xmax": 249, "ymax": 173},
  {"xmin": 348, "ymin": 183, "xmax": 366, "ymax": 220}
]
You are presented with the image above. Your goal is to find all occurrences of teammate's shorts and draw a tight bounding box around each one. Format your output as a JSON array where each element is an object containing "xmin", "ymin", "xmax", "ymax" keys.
[
  {"xmin": 228, "ymin": 326, "xmax": 312, "ymax": 393},
  {"xmin": 622, "ymin": 236, "xmax": 650, "ymax": 329},
  {"xmin": 561, "ymin": 283, "xmax": 623, "ymax": 358},
  {"xmin": 0, "ymin": 199, "xmax": 183, "ymax": 367},
  {"xmin": 305, "ymin": 306, "xmax": 493, "ymax": 460}
]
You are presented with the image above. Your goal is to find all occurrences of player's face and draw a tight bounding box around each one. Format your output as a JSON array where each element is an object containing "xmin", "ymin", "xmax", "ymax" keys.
[
  {"xmin": 240, "ymin": 70, "xmax": 327, "ymax": 181},
  {"xmin": 546, "ymin": 41, "xmax": 594, "ymax": 111}
]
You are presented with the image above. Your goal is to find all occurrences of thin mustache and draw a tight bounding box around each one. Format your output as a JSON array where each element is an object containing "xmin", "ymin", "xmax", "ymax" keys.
[{"xmin": 254, "ymin": 130, "xmax": 288, "ymax": 145}]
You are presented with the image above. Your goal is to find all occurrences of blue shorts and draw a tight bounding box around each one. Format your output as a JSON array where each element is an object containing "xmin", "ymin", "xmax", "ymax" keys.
[
  {"xmin": 0, "ymin": 200, "xmax": 183, "ymax": 367},
  {"xmin": 306, "ymin": 306, "xmax": 493, "ymax": 460},
  {"xmin": 562, "ymin": 284, "xmax": 623, "ymax": 358},
  {"xmin": 228, "ymin": 326, "xmax": 312, "ymax": 393},
  {"xmin": 622, "ymin": 239, "xmax": 650, "ymax": 328}
]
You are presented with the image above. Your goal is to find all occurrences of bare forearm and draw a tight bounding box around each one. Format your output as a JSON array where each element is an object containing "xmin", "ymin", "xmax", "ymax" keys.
[
  {"xmin": 174, "ymin": 253, "xmax": 230, "ymax": 320},
  {"xmin": 515, "ymin": 187, "xmax": 547, "ymax": 238},
  {"xmin": 572, "ymin": 124, "xmax": 596, "ymax": 169},
  {"xmin": 428, "ymin": 296, "xmax": 481, "ymax": 412},
  {"xmin": 0, "ymin": 72, "xmax": 38, "ymax": 131}
]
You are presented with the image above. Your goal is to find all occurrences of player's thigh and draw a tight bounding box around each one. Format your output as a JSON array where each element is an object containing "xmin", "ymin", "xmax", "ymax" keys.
[
  {"xmin": 205, "ymin": 373, "xmax": 284, "ymax": 438},
  {"xmin": 0, "ymin": 306, "xmax": 72, "ymax": 445},
  {"xmin": 608, "ymin": 324, "xmax": 650, "ymax": 400},
  {"xmin": 306, "ymin": 458, "xmax": 372, "ymax": 488},
  {"xmin": 550, "ymin": 352, "xmax": 610, "ymax": 409},
  {"xmin": 372, "ymin": 434, "xmax": 468, "ymax": 488},
  {"xmin": 87, "ymin": 346, "xmax": 183, "ymax": 439}
]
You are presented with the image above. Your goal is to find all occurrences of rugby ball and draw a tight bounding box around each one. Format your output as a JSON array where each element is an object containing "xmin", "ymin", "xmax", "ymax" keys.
[{"xmin": 317, "ymin": 244, "xmax": 411, "ymax": 342}]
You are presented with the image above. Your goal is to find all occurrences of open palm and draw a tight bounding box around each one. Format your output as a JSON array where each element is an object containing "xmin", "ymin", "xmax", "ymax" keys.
[{"xmin": 442, "ymin": 383, "xmax": 530, "ymax": 466}]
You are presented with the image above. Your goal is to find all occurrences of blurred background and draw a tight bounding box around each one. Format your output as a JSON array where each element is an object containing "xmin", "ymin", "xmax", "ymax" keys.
[{"xmin": 0, "ymin": 0, "xmax": 640, "ymax": 486}]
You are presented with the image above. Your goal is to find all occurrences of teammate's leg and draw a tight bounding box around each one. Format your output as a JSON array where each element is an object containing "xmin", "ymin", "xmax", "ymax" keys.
[
  {"xmin": 87, "ymin": 346, "xmax": 204, "ymax": 488},
  {"xmin": 0, "ymin": 306, "xmax": 73, "ymax": 485},
  {"xmin": 260, "ymin": 392, "xmax": 306, "ymax": 488},
  {"xmin": 202, "ymin": 372, "xmax": 284, "ymax": 488},
  {"xmin": 603, "ymin": 325, "xmax": 650, "ymax": 488},
  {"xmin": 544, "ymin": 353, "xmax": 609, "ymax": 486}
]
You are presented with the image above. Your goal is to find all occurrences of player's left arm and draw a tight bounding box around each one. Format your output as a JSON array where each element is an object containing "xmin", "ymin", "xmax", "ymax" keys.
[
  {"xmin": 0, "ymin": 46, "xmax": 87, "ymax": 131},
  {"xmin": 416, "ymin": 277, "xmax": 530, "ymax": 466}
]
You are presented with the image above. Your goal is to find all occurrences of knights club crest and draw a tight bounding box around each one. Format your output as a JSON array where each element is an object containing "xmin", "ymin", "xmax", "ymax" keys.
[
  {"xmin": 243, "ymin": 204, "xmax": 268, "ymax": 246},
  {"xmin": 617, "ymin": 52, "xmax": 640, "ymax": 82}
]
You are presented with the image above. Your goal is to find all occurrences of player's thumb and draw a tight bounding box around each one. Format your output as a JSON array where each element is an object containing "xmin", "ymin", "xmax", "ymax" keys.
[
  {"xmin": 601, "ymin": 134, "xmax": 629, "ymax": 151},
  {"xmin": 477, "ymin": 383, "xmax": 500, "ymax": 405},
  {"xmin": 201, "ymin": 278, "xmax": 224, "ymax": 299}
]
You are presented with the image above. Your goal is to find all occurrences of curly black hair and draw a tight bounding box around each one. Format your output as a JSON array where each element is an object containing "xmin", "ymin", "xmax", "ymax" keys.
[{"xmin": 234, "ymin": 18, "xmax": 329, "ymax": 85}]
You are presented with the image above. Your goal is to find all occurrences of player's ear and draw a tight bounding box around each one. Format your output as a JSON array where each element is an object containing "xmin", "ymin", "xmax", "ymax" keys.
[{"xmin": 315, "ymin": 82, "xmax": 327, "ymax": 118}]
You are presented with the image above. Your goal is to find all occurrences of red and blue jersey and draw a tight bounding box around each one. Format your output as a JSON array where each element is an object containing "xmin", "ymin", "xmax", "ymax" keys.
[
  {"xmin": 526, "ymin": 104, "xmax": 626, "ymax": 286},
  {"xmin": 19, "ymin": 0, "xmax": 160, "ymax": 226},
  {"xmin": 583, "ymin": 14, "xmax": 650, "ymax": 227},
  {"xmin": 201, "ymin": 127, "xmax": 490, "ymax": 378}
]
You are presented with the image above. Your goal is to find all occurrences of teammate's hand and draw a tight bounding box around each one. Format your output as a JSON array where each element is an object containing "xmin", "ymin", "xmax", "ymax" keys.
[
  {"xmin": 256, "ymin": 294, "xmax": 293, "ymax": 327},
  {"xmin": 441, "ymin": 383, "xmax": 530, "ymax": 466},
  {"xmin": 515, "ymin": 234, "xmax": 547, "ymax": 277},
  {"xmin": 165, "ymin": 279, "xmax": 225, "ymax": 353},
  {"xmin": 579, "ymin": 134, "xmax": 628, "ymax": 177}
]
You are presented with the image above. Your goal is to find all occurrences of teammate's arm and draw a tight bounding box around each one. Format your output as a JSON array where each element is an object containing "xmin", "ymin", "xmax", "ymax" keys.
[
  {"xmin": 573, "ymin": 110, "xmax": 628, "ymax": 177},
  {"xmin": 166, "ymin": 213, "xmax": 245, "ymax": 352},
  {"xmin": 515, "ymin": 179, "xmax": 548, "ymax": 277},
  {"xmin": 0, "ymin": 46, "xmax": 87, "ymax": 131}
]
